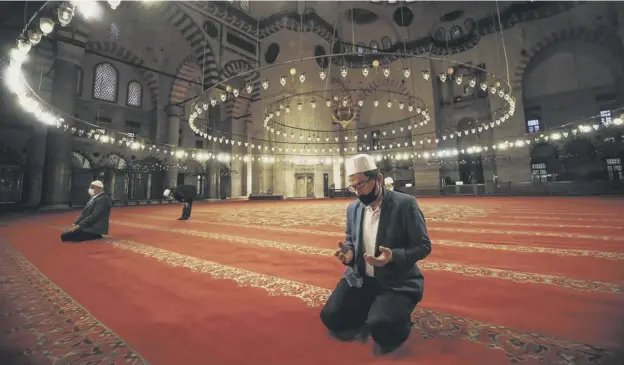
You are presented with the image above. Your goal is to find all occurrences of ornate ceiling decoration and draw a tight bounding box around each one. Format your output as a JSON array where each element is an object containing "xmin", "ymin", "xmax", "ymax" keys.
[{"xmin": 194, "ymin": 1, "xmax": 583, "ymax": 66}]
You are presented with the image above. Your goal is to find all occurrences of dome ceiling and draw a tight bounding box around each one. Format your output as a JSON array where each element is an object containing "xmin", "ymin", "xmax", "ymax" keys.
[{"xmin": 188, "ymin": 1, "xmax": 583, "ymax": 66}]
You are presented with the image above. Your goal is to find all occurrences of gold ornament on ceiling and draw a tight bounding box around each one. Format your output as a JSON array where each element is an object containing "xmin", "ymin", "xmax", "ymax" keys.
[{"xmin": 331, "ymin": 95, "xmax": 356, "ymax": 129}]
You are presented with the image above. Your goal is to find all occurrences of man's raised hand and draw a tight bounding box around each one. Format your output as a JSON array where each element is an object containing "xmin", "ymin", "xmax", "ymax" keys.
[
  {"xmin": 334, "ymin": 241, "xmax": 353, "ymax": 264},
  {"xmin": 363, "ymin": 246, "xmax": 393, "ymax": 267}
]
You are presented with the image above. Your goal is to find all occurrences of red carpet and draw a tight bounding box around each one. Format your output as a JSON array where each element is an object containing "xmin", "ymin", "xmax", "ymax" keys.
[{"xmin": 1, "ymin": 197, "xmax": 623, "ymax": 365}]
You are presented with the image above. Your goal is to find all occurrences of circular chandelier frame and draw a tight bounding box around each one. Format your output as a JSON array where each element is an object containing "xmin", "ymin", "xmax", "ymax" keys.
[{"xmin": 187, "ymin": 51, "xmax": 516, "ymax": 146}]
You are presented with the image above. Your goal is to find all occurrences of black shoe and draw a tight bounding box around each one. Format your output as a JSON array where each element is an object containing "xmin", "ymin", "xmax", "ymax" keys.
[
  {"xmin": 179, "ymin": 217, "xmax": 188, "ymax": 220},
  {"xmin": 372, "ymin": 342, "xmax": 402, "ymax": 356},
  {"xmin": 328, "ymin": 326, "xmax": 368, "ymax": 342}
]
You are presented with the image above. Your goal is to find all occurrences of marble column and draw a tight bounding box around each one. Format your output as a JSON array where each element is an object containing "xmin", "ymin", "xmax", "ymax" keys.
[
  {"xmin": 24, "ymin": 123, "xmax": 48, "ymax": 208},
  {"xmin": 230, "ymin": 119, "xmax": 245, "ymax": 197},
  {"xmin": 165, "ymin": 104, "xmax": 183, "ymax": 188},
  {"xmin": 42, "ymin": 41, "xmax": 83, "ymax": 206}
]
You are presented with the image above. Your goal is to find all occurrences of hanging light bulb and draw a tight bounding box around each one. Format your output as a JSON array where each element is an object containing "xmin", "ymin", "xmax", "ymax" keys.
[
  {"xmin": 108, "ymin": 0, "xmax": 121, "ymax": 10},
  {"xmin": 246, "ymin": 84, "xmax": 252, "ymax": 93},
  {"xmin": 386, "ymin": 100, "xmax": 392, "ymax": 108},
  {"xmin": 39, "ymin": 17, "xmax": 55, "ymax": 35},
  {"xmin": 342, "ymin": 99, "xmax": 348, "ymax": 107},
  {"xmin": 27, "ymin": 29, "xmax": 42, "ymax": 45},
  {"xmin": 311, "ymin": 100, "xmax": 316, "ymax": 108},
  {"xmin": 408, "ymin": 104, "xmax": 414, "ymax": 112},
  {"xmin": 403, "ymin": 68, "xmax": 411, "ymax": 78},
  {"xmin": 210, "ymin": 98, "xmax": 217, "ymax": 106},
  {"xmin": 340, "ymin": 66, "xmax": 348, "ymax": 78},
  {"xmin": 438, "ymin": 73, "xmax": 447, "ymax": 82},
  {"xmin": 220, "ymin": 93, "xmax": 226, "ymax": 102},
  {"xmin": 421, "ymin": 69, "xmax": 430, "ymax": 80},
  {"xmin": 233, "ymin": 88, "xmax": 239, "ymax": 97},
  {"xmin": 319, "ymin": 70, "xmax": 326, "ymax": 80},
  {"xmin": 262, "ymin": 80, "xmax": 269, "ymax": 89},
  {"xmin": 57, "ymin": 4, "xmax": 74, "ymax": 26},
  {"xmin": 325, "ymin": 99, "xmax": 331, "ymax": 107},
  {"xmin": 357, "ymin": 99, "xmax": 363, "ymax": 107},
  {"xmin": 399, "ymin": 102, "xmax": 404, "ymax": 110},
  {"xmin": 480, "ymin": 82, "xmax": 488, "ymax": 91},
  {"xmin": 16, "ymin": 37, "xmax": 31, "ymax": 54},
  {"xmin": 383, "ymin": 67, "xmax": 390, "ymax": 78},
  {"xmin": 280, "ymin": 76, "xmax": 286, "ymax": 86},
  {"xmin": 373, "ymin": 100, "xmax": 379, "ymax": 107},
  {"xmin": 362, "ymin": 67, "xmax": 369, "ymax": 77},
  {"xmin": 297, "ymin": 103, "xmax": 303, "ymax": 111},
  {"xmin": 455, "ymin": 76, "xmax": 463, "ymax": 85},
  {"xmin": 299, "ymin": 73, "xmax": 306, "ymax": 83},
  {"xmin": 289, "ymin": 67, "xmax": 297, "ymax": 76}
]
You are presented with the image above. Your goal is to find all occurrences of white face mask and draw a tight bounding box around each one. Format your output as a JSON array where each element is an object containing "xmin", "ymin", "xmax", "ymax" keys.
[{"xmin": 88, "ymin": 188, "xmax": 95, "ymax": 196}]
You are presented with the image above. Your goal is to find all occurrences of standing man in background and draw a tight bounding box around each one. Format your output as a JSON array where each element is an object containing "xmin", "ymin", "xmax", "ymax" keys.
[
  {"xmin": 164, "ymin": 184, "xmax": 197, "ymax": 220},
  {"xmin": 320, "ymin": 154, "xmax": 432, "ymax": 355},
  {"xmin": 61, "ymin": 180, "xmax": 112, "ymax": 242}
]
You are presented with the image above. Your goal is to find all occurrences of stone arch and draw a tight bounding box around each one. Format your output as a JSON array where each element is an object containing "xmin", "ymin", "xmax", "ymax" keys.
[
  {"xmin": 158, "ymin": 2, "xmax": 219, "ymax": 88},
  {"xmin": 186, "ymin": 159, "xmax": 206, "ymax": 174},
  {"xmin": 71, "ymin": 151, "xmax": 93, "ymax": 170},
  {"xmin": 561, "ymin": 138, "xmax": 600, "ymax": 181},
  {"xmin": 99, "ymin": 153, "xmax": 129, "ymax": 171},
  {"xmin": 221, "ymin": 60, "xmax": 260, "ymax": 120},
  {"xmin": 86, "ymin": 40, "xmax": 159, "ymax": 110},
  {"xmin": 530, "ymin": 142, "xmax": 561, "ymax": 177},
  {"xmin": 512, "ymin": 27, "xmax": 624, "ymax": 91},
  {"xmin": 169, "ymin": 55, "xmax": 203, "ymax": 105}
]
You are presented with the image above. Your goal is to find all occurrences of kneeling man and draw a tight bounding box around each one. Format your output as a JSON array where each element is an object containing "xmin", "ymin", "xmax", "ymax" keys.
[
  {"xmin": 320, "ymin": 154, "xmax": 432, "ymax": 355},
  {"xmin": 61, "ymin": 180, "xmax": 112, "ymax": 242}
]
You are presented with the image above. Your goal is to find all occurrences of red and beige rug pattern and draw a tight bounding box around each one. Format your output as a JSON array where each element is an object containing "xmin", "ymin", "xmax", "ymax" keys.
[{"xmin": 1, "ymin": 197, "xmax": 623, "ymax": 365}]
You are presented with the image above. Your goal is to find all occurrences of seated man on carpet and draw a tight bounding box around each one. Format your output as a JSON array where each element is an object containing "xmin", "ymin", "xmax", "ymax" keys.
[
  {"xmin": 61, "ymin": 180, "xmax": 112, "ymax": 243},
  {"xmin": 320, "ymin": 154, "xmax": 432, "ymax": 355},
  {"xmin": 164, "ymin": 184, "xmax": 197, "ymax": 220}
]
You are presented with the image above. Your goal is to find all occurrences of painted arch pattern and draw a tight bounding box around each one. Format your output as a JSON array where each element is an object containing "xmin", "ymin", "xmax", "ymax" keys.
[
  {"xmin": 512, "ymin": 27, "xmax": 624, "ymax": 91},
  {"xmin": 86, "ymin": 41, "xmax": 159, "ymax": 110},
  {"xmin": 157, "ymin": 2, "xmax": 219, "ymax": 90},
  {"xmin": 221, "ymin": 60, "xmax": 260, "ymax": 120},
  {"xmin": 169, "ymin": 55, "xmax": 202, "ymax": 105}
]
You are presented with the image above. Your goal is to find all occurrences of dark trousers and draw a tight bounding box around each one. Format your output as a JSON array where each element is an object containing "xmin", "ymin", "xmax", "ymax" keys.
[
  {"xmin": 61, "ymin": 229, "xmax": 103, "ymax": 243},
  {"xmin": 180, "ymin": 199, "xmax": 193, "ymax": 219},
  {"xmin": 320, "ymin": 277, "xmax": 417, "ymax": 348}
]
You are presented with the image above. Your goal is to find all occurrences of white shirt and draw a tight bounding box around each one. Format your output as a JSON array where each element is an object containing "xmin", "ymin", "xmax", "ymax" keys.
[{"xmin": 361, "ymin": 202, "xmax": 381, "ymax": 277}]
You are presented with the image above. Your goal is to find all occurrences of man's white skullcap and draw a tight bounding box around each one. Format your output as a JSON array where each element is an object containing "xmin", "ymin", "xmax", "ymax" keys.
[
  {"xmin": 163, "ymin": 189, "xmax": 171, "ymax": 197},
  {"xmin": 345, "ymin": 154, "xmax": 377, "ymax": 177},
  {"xmin": 91, "ymin": 180, "xmax": 104, "ymax": 188},
  {"xmin": 384, "ymin": 177, "xmax": 394, "ymax": 185}
]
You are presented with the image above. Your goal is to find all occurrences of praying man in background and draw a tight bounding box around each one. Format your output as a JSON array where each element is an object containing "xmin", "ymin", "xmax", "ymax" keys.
[
  {"xmin": 320, "ymin": 154, "xmax": 432, "ymax": 356},
  {"xmin": 164, "ymin": 184, "xmax": 197, "ymax": 220},
  {"xmin": 61, "ymin": 180, "xmax": 112, "ymax": 243}
]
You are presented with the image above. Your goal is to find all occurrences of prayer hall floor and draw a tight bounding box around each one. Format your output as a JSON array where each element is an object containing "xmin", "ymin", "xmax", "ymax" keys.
[{"xmin": 1, "ymin": 196, "xmax": 623, "ymax": 365}]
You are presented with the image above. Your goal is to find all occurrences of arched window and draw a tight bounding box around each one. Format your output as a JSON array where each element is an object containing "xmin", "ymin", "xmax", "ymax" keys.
[
  {"xmin": 381, "ymin": 36, "xmax": 392, "ymax": 50},
  {"xmin": 127, "ymin": 81, "xmax": 142, "ymax": 107},
  {"xmin": 369, "ymin": 41, "xmax": 379, "ymax": 53},
  {"xmin": 93, "ymin": 63, "xmax": 118, "ymax": 102}
]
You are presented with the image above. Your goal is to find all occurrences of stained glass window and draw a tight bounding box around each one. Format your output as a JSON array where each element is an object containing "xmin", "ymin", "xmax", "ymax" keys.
[
  {"xmin": 93, "ymin": 63, "xmax": 118, "ymax": 102},
  {"xmin": 127, "ymin": 81, "xmax": 142, "ymax": 107}
]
